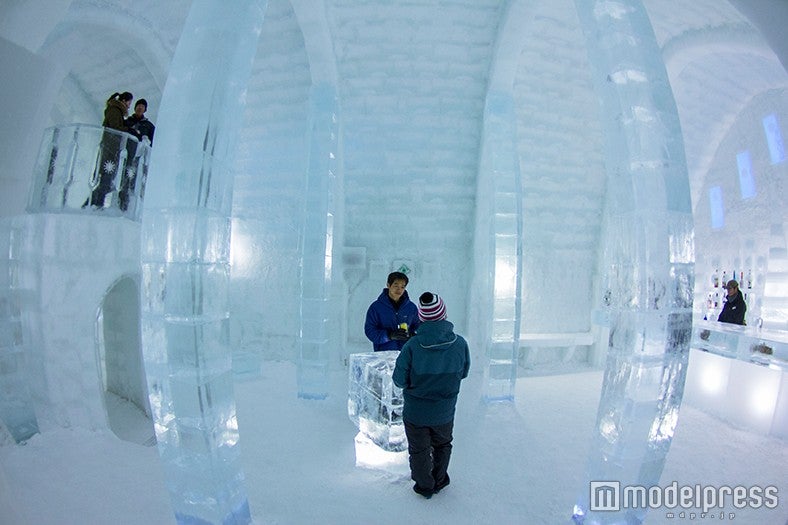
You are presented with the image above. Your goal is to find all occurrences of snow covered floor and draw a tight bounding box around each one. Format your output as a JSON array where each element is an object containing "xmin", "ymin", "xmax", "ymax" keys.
[{"xmin": 1, "ymin": 361, "xmax": 786, "ymax": 524}]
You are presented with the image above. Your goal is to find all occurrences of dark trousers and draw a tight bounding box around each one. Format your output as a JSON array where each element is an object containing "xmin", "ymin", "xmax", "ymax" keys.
[
  {"xmin": 84, "ymin": 132, "xmax": 122, "ymax": 208},
  {"xmin": 118, "ymin": 141, "xmax": 137, "ymax": 211},
  {"xmin": 404, "ymin": 420, "xmax": 454, "ymax": 491}
]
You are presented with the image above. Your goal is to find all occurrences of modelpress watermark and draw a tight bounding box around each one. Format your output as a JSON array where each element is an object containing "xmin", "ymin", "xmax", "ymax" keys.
[{"xmin": 590, "ymin": 481, "xmax": 779, "ymax": 514}]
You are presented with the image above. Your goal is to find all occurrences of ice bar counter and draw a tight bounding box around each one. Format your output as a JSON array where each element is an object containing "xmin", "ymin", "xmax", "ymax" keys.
[{"xmin": 686, "ymin": 320, "xmax": 788, "ymax": 439}]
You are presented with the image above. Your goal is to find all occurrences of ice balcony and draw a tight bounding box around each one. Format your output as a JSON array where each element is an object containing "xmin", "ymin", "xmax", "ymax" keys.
[
  {"xmin": 1, "ymin": 123, "xmax": 153, "ymax": 444},
  {"xmin": 27, "ymin": 124, "xmax": 151, "ymax": 221}
]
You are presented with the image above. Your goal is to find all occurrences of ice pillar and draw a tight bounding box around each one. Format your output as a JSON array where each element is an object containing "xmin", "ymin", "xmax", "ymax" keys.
[
  {"xmin": 297, "ymin": 84, "xmax": 340, "ymax": 399},
  {"xmin": 139, "ymin": 1, "xmax": 266, "ymax": 523},
  {"xmin": 0, "ymin": 218, "xmax": 38, "ymax": 443},
  {"xmin": 571, "ymin": 1, "xmax": 694, "ymax": 524},
  {"xmin": 477, "ymin": 91, "xmax": 524, "ymax": 402}
]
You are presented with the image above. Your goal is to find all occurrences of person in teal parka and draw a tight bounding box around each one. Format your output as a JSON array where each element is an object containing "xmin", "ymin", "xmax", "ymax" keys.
[
  {"xmin": 364, "ymin": 271, "xmax": 420, "ymax": 351},
  {"xmin": 393, "ymin": 292, "xmax": 470, "ymax": 499}
]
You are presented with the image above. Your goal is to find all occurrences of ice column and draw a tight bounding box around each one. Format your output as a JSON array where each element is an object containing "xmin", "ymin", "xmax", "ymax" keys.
[
  {"xmin": 297, "ymin": 84, "xmax": 340, "ymax": 400},
  {"xmin": 477, "ymin": 91, "xmax": 524, "ymax": 402},
  {"xmin": 571, "ymin": 1, "xmax": 694, "ymax": 524},
  {"xmin": 0, "ymin": 218, "xmax": 39, "ymax": 443},
  {"xmin": 139, "ymin": 1, "xmax": 266, "ymax": 524}
]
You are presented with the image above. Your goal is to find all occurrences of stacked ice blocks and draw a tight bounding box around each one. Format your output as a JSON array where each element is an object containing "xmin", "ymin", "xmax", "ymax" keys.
[{"xmin": 347, "ymin": 351, "xmax": 406, "ymax": 452}]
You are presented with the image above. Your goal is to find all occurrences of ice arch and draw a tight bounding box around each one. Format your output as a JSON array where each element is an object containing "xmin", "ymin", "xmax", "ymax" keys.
[
  {"xmin": 141, "ymin": 7, "xmax": 346, "ymax": 518},
  {"xmin": 37, "ymin": 19, "xmax": 167, "ymax": 129},
  {"xmin": 662, "ymin": 24, "xmax": 776, "ymax": 76},
  {"xmin": 474, "ymin": 2, "xmax": 694, "ymax": 520},
  {"xmin": 139, "ymin": 1, "xmax": 267, "ymax": 523},
  {"xmin": 291, "ymin": 0, "xmax": 343, "ymax": 399},
  {"xmin": 290, "ymin": 0, "xmax": 339, "ymax": 86},
  {"xmin": 661, "ymin": 25, "xmax": 788, "ymax": 211},
  {"xmin": 39, "ymin": 6, "xmax": 171, "ymax": 91},
  {"xmin": 98, "ymin": 275, "xmax": 153, "ymax": 444},
  {"xmin": 471, "ymin": 0, "xmax": 536, "ymax": 400},
  {"xmin": 571, "ymin": 0, "xmax": 694, "ymax": 523}
]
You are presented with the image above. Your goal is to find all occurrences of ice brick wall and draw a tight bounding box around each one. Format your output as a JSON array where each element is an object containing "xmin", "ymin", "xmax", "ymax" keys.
[
  {"xmin": 15, "ymin": 214, "xmax": 140, "ymax": 433},
  {"xmin": 334, "ymin": 1, "xmax": 505, "ymax": 338},
  {"xmin": 230, "ymin": 0, "xmax": 610, "ymax": 354},
  {"xmin": 231, "ymin": 0, "xmax": 311, "ymax": 364},
  {"xmin": 514, "ymin": 0, "xmax": 606, "ymax": 334}
]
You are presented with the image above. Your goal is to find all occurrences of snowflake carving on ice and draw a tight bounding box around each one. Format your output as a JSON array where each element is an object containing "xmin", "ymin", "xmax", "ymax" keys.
[
  {"xmin": 126, "ymin": 167, "xmax": 136, "ymax": 178},
  {"xmin": 103, "ymin": 159, "xmax": 116, "ymax": 175}
]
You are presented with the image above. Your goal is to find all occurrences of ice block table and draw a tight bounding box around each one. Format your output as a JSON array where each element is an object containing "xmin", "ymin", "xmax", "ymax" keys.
[{"xmin": 347, "ymin": 351, "xmax": 409, "ymax": 475}]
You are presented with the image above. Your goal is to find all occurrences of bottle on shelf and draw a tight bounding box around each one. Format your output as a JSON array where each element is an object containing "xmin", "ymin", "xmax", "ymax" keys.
[
  {"xmin": 747, "ymin": 269, "xmax": 753, "ymax": 289},
  {"xmin": 712, "ymin": 269, "xmax": 719, "ymax": 288},
  {"xmin": 721, "ymin": 270, "xmax": 727, "ymax": 286}
]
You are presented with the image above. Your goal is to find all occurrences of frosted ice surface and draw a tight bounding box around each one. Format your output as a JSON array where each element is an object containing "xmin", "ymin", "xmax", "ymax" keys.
[
  {"xmin": 478, "ymin": 90, "xmax": 523, "ymax": 403},
  {"xmin": 138, "ymin": 1, "xmax": 266, "ymax": 523},
  {"xmin": 347, "ymin": 352, "xmax": 406, "ymax": 452},
  {"xmin": 571, "ymin": 1, "xmax": 694, "ymax": 523},
  {"xmin": 0, "ymin": 221, "xmax": 38, "ymax": 443},
  {"xmin": 297, "ymin": 84, "xmax": 340, "ymax": 400}
]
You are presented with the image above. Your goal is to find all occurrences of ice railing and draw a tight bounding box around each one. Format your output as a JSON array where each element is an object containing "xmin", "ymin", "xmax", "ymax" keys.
[{"xmin": 27, "ymin": 124, "xmax": 151, "ymax": 221}]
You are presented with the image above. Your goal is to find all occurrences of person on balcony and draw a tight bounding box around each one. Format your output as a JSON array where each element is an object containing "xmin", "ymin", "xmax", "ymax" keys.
[
  {"xmin": 119, "ymin": 98, "xmax": 156, "ymax": 211},
  {"xmin": 83, "ymin": 92, "xmax": 136, "ymax": 209},
  {"xmin": 125, "ymin": 98, "xmax": 155, "ymax": 145}
]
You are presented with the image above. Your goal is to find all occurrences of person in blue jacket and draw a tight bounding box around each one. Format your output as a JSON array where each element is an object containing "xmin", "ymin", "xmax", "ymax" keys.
[
  {"xmin": 393, "ymin": 292, "xmax": 470, "ymax": 499},
  {"xmin": 364, "ymin": 271, "xmax": 420, "ymax": 351}
]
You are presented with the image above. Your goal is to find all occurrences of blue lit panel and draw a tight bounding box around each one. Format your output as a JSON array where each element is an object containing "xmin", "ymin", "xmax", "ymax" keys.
[
  {"xmin": 709, "ymin": 186, "xmax": 724, "ymax": 229},
  {"xmin": 736, "ymin": 150, "xmax": 756, "ymax": 199},
  {"xmin": 763, "ymin": 113, "xmax": 786, "ymax": 165}
]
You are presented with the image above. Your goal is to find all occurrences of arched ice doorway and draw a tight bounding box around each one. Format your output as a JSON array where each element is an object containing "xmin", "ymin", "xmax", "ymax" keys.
[{"xmin": 97, "ymin": 275, "xmax": 154, "ymax": 446}]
